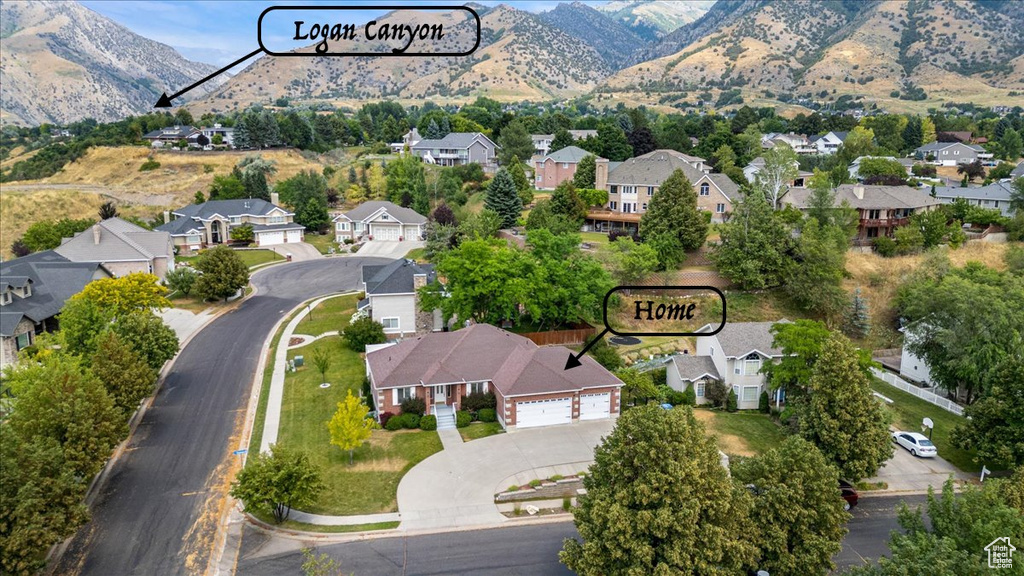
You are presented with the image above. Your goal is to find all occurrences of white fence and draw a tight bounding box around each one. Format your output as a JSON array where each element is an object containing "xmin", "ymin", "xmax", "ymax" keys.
[{"xmin": 872, "ymin": 368, "xmax": 964, "ymax": 416}]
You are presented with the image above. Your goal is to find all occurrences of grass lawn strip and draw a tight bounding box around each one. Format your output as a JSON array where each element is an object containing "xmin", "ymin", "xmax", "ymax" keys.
[
  {"xmin": 297, "ymin": 295, "xmax": 361, "ymax": 337},
  {"xmin": 249, "ymin": 510, "xmax": 399, "ymax": 533},
  {"xmin": 869, "ymin": 377, "xmax": 986, "ymax": 473},
  {"xmin": 236, "ymin": 249, "xmax": 281, "ymax": 268},
  {"xmin": 459, "ymin": 421, "xmax": 503, "ymax": 442},
  {"xmin": 304, "ymin": 233, "xmax": 336, "ymax": 255},
  {"xmin": 694, "ymin": 409, "xmax": 788, "ymax": 457}
]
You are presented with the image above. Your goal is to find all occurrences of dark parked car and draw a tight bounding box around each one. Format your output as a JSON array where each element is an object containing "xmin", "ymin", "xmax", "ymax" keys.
[{"xmin": 839, "ymin": 479, "xmax": 859, "ymax": 510}]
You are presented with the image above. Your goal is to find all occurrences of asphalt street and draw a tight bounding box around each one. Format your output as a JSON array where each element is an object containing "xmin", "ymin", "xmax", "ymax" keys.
[
  {"xmin": 235, "ymin": 494, "xmax": 927, "ymax": 575},
  {"xmin": 53, "ymin": 257, "xmax": 393, "ymax": 576}
]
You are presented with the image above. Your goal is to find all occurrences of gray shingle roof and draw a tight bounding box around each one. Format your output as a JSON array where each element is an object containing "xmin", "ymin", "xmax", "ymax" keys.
[
  {"xmin": 607, "ymin": 149, "xmax": 707, "ymax": 186},
  {"xmin": 366, "ymin": 323, "xmax": 622, "ymax": 396},
  {"xmin": 1010, "ymin": 161, "xmax": 1024, "ymax": 178},
  {"xmin": 337, "ymin": 201, "xmax": 427, "ymax": 225},
  {"xmin": 933, "ymin": 182, "xmax": 1013, "ymax": 202},
  {"xmin": 411, "ymin": 132, "xmax": 497, "ymax": 151},
  {"xmin": 706, "ymin": 321, "xmax": 791, "ymax": 358},
  {"xmin": 55, "ymin": 218, "xmax": 171, "ymax": 263},
  {"xmin": 672, "ymin": 355, "xmax": 720, "ymax": 381},
  {"xmin": 155, "ymin": 217, "xmax": 205, "ymax": 236},
  {"xmin": 542, "ymin": 146, "xmax": 591, "ymax": 164},
  {"xmin": 0, "ymin": 251, "xmax": 109, "ymax": 336},
  {"xmin": 143, "ymin": 125, "xmax": 197, "ymax": 139},
  {"xmin": 171, "ymin": 199, "xmax": 287, "ymax": 220},
  {"xmin": 784, "ymin": 184, "xmax": 939, "ymax": 211},
  {"xmin": 702, "ymin": 173, "xmax": 740, "ymax": 201},
  {"xmin": 362, "ymin": 259, "xmax": 435, "ymax": 295}
]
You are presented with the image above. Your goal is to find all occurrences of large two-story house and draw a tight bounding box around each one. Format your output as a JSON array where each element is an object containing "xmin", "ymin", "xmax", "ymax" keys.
[
  {"xmin": 587, "ymin": 149, "xmax": 736, "ymax": 231},
  {"xmin": 0, "ymin": 251, "xmax": 111, "ymax": 367},
  {"xmin": 809, "ymin": 131, "xmax": 848, "ymax": 155},
  {"xmin": 55, "ymin": 218, "xmax": 175, "ymax": 280},
  {"xmin": 410, "ymin": 132, "xmax": 498, "ymax": 167},
  {"xmin": 360, "ymin": 259, "xmax": 440, "ymax": 337},
  {"xmin": 782, "ymin": 184, "xmax": 940, "ymax": 244},
  {"xmin": 333, "ymin": 201, "xmax": 427, "ymax": 243},
  {"xmin": 366, "ymin": 323, "xmax": 623, "ymax": 429},
  {"xmin": 531, "ymin": 130, "xmax": 598, "ymax": 158},
  {"xmin": 914, "ymin": 142, "xmax": 992, "ymax": 166},
  {"xmin": 156, "ymin": 198, "xmax": 304, "ymax": 252},
  {"xmin": 667, "ymin": 321, "xmax": 792, "ymax": 410},
  {"xmin": 933, "ymin": 182, "xmax": 1016, "ymax": 217},
  {"xmin": 534, "ymin": 146, "xmax": 596, "ymax": 190},
  {"xmin": 761, "ymin": 133, "xmax": 817, "ymax": 155}
]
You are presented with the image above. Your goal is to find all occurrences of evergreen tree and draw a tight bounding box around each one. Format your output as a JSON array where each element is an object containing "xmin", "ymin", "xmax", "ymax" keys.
[
  {"xmin": 573, "ymin": 154, "xmax": 596, "ymax": 188},
  {"xmin": 425, "ymin": 119, "xmax": 442, "ymax": 139},
  {"xmin": 901, "ymin": 116, "xmax": 924, "ymax": 153},
  {"xmin": 596, "ymin": 124, "xmax": 632, "ymax": 161},
  {"xmin": 627, "ymin": 126, "xmax": 657, "ymax": 157},
  {"xmin": 844, "ymin": 288, "xmax": 870, "ymax": 339},
  {"xmin": 712, "ymin": 193, "xmax": 794, "ymax": 289},
  {"xmin": 506, "ymin": 155, "xmax": 534, "ymax": 205},
  {"xmin": 484, "ymin": 168, "xmax": 522, "ymax": 228},
  {"xmin": 347, "ymin": 166, "xmax": 357, "ymax": 184},
  {"xmin": 439, "ymin": 115, "xmax": 451, "ymax": 137},
  {"xmin": 497, "ymin": 121, "xmax": 535, "ymax": 166},
  {"xmin": 194, "ymin": 190, "xmax": 206, "ymax": 204},
  {"xmin": 550, "ymin": 181, "xmax": 587, "ymax": 225},
  {"xmin": 549, "ymin": 128, "xmax": 574, "ymax": 153},
  {"xmin": 640, "ymin": 169, "xmax": 707, "ymax": 268}
]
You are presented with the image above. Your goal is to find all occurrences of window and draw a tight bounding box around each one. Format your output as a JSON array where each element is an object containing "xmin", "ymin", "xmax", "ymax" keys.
[
  {"xmin": 700, "ymin": 183, "xmax": 710, "ymax": 196},
  {"xmin": 337, "ymin": 221, "xmax": 350, "ymax": 231},
  {"xmin": 695, "ymin": 381, "xmax": 705, "ymax": 397},
  {"xmin": 470, "ymin": 382, "xmax": 488, "ymax": 394},
  {"xmin": 743, "ymin": 353, "xmax": 761, "ymax": 375},
  {"xmin": 610, "ymin": 185, "xmax": 618, "ymax": 194},
  {"xmin": 867, "ymin": 227, "xmax": 879, "ymax": 238},
  {"xmin": 716, "ymin": 203, "xmax": 726, "ymax": 213},
  {"xmin": 394, "ymin": 386, "xmax": 414, "ymax": 404},
  {"xmin": 15, "ymin": 332, "xmax": 31, "ymax": 350},
  {"xmin": 381, "ymin": 317, "xmax": 400, "ymax": 331},
  {"xmin": 622, "ymin": 186, "xmax": 636, "ymax": 195},
  {"xmin": 268, "ymin": 216, "xmax": 286, "ymax": 224},
  {"xmin": 641, "ymin": 203, "xmax": 648, "ymax": 211},
  {"xmin": 562, "ymin": 162, "xmax": 569, "ymax": 169},
  {"xmin": 609, "ymin": 201, "xmax": 618, "ymax": 210},
  {"xmin": 742, "ymin": 386, "xmax": 759, "ymax": 403},
  {"xmin": 186, "ymin": 234, "xmax": 201, "ymax": 244},
  {"xmin": 354, "ymin": 223, "xmax": 364, "ymax": 233},
  {"xmin": 868, "ymin": 209, "xmax": 881, "ymax": 220},
  {"xmin": 230, "ymin": 216, "xmax": 242, "ymax": 225},
  {"xmin": 381, "ymin": 213, "xmax": 390, "ymax": 220}
]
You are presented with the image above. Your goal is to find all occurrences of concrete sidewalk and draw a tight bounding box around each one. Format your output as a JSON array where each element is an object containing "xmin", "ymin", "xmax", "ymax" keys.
[{"xmin": 158, "ymin": 307, "xmax": 216, "ymax": 342}]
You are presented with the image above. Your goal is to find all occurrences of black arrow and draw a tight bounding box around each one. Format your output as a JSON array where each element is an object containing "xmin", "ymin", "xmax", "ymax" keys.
[
  {"xmin": 155, "ymin": 47, "xmax": 263, "ymax": 108},
  {"xmin": 564, "ymin": 328, "xmax": 610, "ymax": 370}
]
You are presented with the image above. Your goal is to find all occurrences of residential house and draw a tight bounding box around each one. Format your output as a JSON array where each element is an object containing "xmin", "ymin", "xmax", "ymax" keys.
[
  {"xmin": 55, "ymin": 218, "xmax": 175, "ymax": 280},
  {"xmin": 534, "ymin": 146, "xmax": 596, "ymax": 190},
  {"xmin": 588, "ymin": 149, "xmax": 726, "ymax": 231},
  {"xmin": 365, "ymin": 323, "xmax": 623, "ymax": 429},
  {"xmin": 914, "ymin": 142, "xmax": 993, "ymax": 166},
  {"xmin": 810, "ymin": 131, "xmax": 849, "ymax": 155},
  {"xmin": 1010, "ymin": 160, "xmax": 1024, "ymax": 179},
  {"xmin": 143, "ymin": 125, "xmax": 199, "ymax": 147},
  {"xmin": 0, "ymin": 251, "xmax": 111, "ymax": 367},
  {"xmin": 156, "ymin": 198, "xmax": 304, "ymax": 251},
  {"xmin": 333, "ymin": 201, "xmax": 427, "ymax": 243},
  {"xmin": 933, "ymin": 181, "xmax": 1016, "ymax": 217},
  {"xmin": 531, "ymin": 130, "xmax": 598, "ymax": 157},
  {"xmin": 848, "ymin": 156, "xmax": 916, "ymax": 180},
  {"xmin": 761, "ymin": 133, "xmax": 817, "ymax": 155},
  {"xmin": 390, "ymin": 127, "xmax": 422, "ymax": 153},
  {"xmin": 410, "ymin": 132, "xmax": 498, "ymax": 167},
  {"xmin": 743, "ymin": 156, "xmax": 810, "ymax": 188},
  {"xmin": 899, "ymin": 323, "xmax": 934, "ymax": 387},
  {"xmin": 667, "ymin": 321, "xmax": 792, "ymax": 410},
  {"xmin": 782, "ymin": 184, "xmax": 940, "ymax": 244},
  {"xmin": 359, "ymin": 259, "xmax": 439, "ymax": 337},
  {"xmin": 198, "ymin": 124, "xmax": 234, "ymax": 148}
]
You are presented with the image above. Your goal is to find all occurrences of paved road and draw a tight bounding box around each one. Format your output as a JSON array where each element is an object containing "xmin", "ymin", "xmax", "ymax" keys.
[
  {"xmin": 54, "ymin": 257, "xmax": 393, "ymax": 576},
  {"xmin": 236, "ymin": 494, "xmax": 926, "ymax": 575}
]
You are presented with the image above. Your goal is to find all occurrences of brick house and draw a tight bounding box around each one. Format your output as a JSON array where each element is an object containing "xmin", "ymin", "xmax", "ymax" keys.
[
  {"xmin": 534, "ymin": 146, "xmax": 595, "ymax": 190},
  {"xmin": 366, "ymin": 323, "xmax": 623, "ymax": 430},
  {"xmin": 782, "ymin": 184, "xmax": 940, "ymax": 245}
]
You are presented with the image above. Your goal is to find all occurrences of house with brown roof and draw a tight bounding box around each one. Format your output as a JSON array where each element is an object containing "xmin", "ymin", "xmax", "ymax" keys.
[
  {"xmin": 365, "ymin": 323, "xmax": 622, "ymax": 430},
  {"xmin": 782, "ymin": 184, "xmax": 940, "ymax": 245}
]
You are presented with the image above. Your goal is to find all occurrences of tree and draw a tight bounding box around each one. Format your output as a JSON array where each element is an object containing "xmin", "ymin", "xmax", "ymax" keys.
[
  {"xmin": 98, "ymin": 201, "xmax": 119, "ymax": 220},
  {"xmin": 458, "ymin": 208, "xmax": 502, "ymax": 239},
  {"xmin": 605, "ymin": 236, "xmax": 659, "ymax": 285},
  {"xmin": 278, "ymin": 170, "xmax": 331, "ymax": 231},
  {"xmin": 327, "ymin": 390, "xmax": 375, "ymax": 465},
  {"xmin": 230, "ymin": 223, "xmax": 254, "ymax": 244},
  {"xmin": 844, "ymin": 288, "xmax": 870, "ymax": 339},
  {"xmin": 193, "ymin": 190, "xmax": 206, "ymax": 204},
  {"xmin": 91, "ymin": 330, "xmax": 157, "ymax": 415},
  {"xmin": 613, "ymin": 367, "xmax": 657, "ymax": 406},
  {"xmin": 560, "ymin": 405, "xmax": 757, "ymax": 575},
  {"xmin": 342, "ymin": 317, "xmax": 386, "ymax": 352},
  {"xmin": 587, "ymin": 336, "xmax": 623, "ymax": 371},
  {"xmin": 640, "ymin": 169, "xmax": 708, "ymax": 268},
  {"xmin": 799, "ymin": 332, "xmax": 892, "ymax": 480},
  {"xmin": 856, "ymin": 157, "xmax": 907, "ymax": 181},
  {"xmin": 901, "ymin": 116, "xmax": 924, "ymax": 152},
  {"xmin": 384, "ymin": 154, "xmax": 426, "ymax": 207},
  {"xmin": 549, "ymin": 180, "xmax": 587, "ymax": 224},
  {"xmin": 837, "ymin": 126, "xmax": 876, "ymax": 165},
  {"xmin": 1011, "ymin": 177, "xmax": 1024, "ymax": 215},
  {"xmin": 234, "ymin": 109, "xmax": 280, "ymax": 150},
  {"xmin": 595, "ymin": 124, "xmax": 633, "ymax": 161},
  {"xmin": 194, "ymin": 245, "xmax": 249, "ymax": 302},
  {"xmin": 424, "ymin": 222, "xmax": 460, "ymax": 261},
  {"xmin": 524, "ymin": 200, "xmax": 579, "ymax": 236},
  {"xmin": 627, "ymin": 126, "xmax": 657, "ymax": 157},
  {"xmin": 56, "ymin": 297, "xmax": 112, "ymax": 358},
  {"xmin": 230, "ymin": 445, "xmax": 325, "ymax": 523},
  {"xmin": 301, "ymin": 548, "xmax": 345, "ymax": 576},
  {"xmin": 10, "ymin": 239, "xmax": 30, "ymax": 258},
  {"xmin": 731, "ymin": 105, "xmax": 759, "ymax": 134},
  {"xmin": 109, "ymin": 311, "xmax": 180, "ymax": 371},
  {"xmin": 209, "ymin": 174, "xmax": 246, "ymax": 200},
  {"xmin": 950, "ymin": 355, "xmax": 1024, "ymax": 466},
  {"xmin": 311, "ymin": 346, "xmax": 331, "ymax": 384},
  {"xmin": 73, "ymin": 272, "xmax": 169, "ymax": 318},
  {"xmin": 432, "ymin": 202, "xmax": 457, "ymax": 227},
  {"xmin": 732, "ymin": 437, "xmax": 849, "ymax": 576},
  {"xmin": 573, "ymin": 154, "xmax": 596, "ymax": 188},
  {"xmin": 755, "ymin": 144, "xmax": 799, "ymax": 209},
  {"xmin": 549, "ymin": 128, "xmax": 574, "ymax": 153},
  {"xmin": 484, "ymin": 168, "xmax": 522, "ymax": 228},
  {"xmin": 712, "ymin": 193, "xmax": 794, "ymax": 289},
  {"xmin": 957, "ymin": 159, "xmax": 984, "ymax": 182},
  {"xmin": 1000, "ymin": 128, "xmax": 1022, "ymax": 161},
  {"xmin": 497, "ymin": 120, "xmax": 535, "ymax": 166},
  {"xmin": 526, "ymin": 230, "xmax": 611, "ymax": 328},
  {"xmin": 784, "ymin": 219, "xmax": 849, "ymax": 323},
  {"xmin": 505, "ymin": 155, "xmax": 534, "ymax": 205},
  {"xmin": 20, "ymin": 218, "xmax": 95, "ymax": 252}
]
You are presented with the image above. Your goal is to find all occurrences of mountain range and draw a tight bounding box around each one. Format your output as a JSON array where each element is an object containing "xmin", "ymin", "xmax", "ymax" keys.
[{"xmin": 2, "ymin": 0, "xmax": 1023, "ymax": 126}]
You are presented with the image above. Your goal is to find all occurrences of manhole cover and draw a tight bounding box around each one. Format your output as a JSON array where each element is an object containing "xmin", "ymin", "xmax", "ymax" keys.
[
  {"xmin": 319, "ymin": 383, "xmax": 331, "ymax": 388},
  {"xmin": 609, "ymin": 336, "xmax": 641, "ymax": 346}
]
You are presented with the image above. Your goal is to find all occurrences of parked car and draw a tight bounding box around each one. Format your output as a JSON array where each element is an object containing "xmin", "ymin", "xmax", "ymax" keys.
[
  {"xmin": 839, "ymin": 479, "xmax": 859, "ymax": 511},
  {"xmin": 892, "ymin": 431, "xmax": 937, "ymax": 458}
]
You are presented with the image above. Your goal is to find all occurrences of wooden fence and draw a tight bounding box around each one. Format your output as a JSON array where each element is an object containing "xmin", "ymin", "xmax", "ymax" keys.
[{"xmin": 521, "ymin": 325, "xmax": 596, "ymax": 346}]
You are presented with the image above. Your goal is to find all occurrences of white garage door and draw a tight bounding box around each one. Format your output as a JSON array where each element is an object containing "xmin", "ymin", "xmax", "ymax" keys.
[
  {"xmin": 286, "ymin": 229, "xmax": 303, "ymax": 243},
  {"xmin": 516, "ymin": 397, "xmax": 572, "ymax": 429},
  {"xmin": 579, "ymin": 393, "xmax": 610, "ymax": 420},
  {"xmin": 258, "ymin": 231, "xmax": 284, "ymax": 246},
  {"xmin": 372, "ymin": 224, "xmax": 401, "ymax": 241}
]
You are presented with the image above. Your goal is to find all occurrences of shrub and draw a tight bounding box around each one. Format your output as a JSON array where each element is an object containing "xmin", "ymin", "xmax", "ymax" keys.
[
  {"xmin": 507, "ymin": 485, "xmax": 520, "ymax": 492},
  {"xmin": 563, "ymin": 497, "xmax": 572, "ymax": 511},
  {"xmin": 705, "ymin": 379, "xmax": 728, "ymax": 408},
  {"xmin": 649, "ymin": 367, "xmax": 667, "ymax": 387},
  {"xmin": 379, "ymin": 411, "xmax": 395, "ymax": 428},
  {"xmin": 461, "ymin": 391, "xmax": 496, "ymax": 412},
  {"xmin": 384, "ymin": 415, "xmax": 403, "ymax": 431},
  {"xmin": 665, "ymin": 388, "xmax": 688, "ymax": 406},
  {"xmin": 682, "ymin": 386, "xmax": 697, "ymax": 406},
  {"xmin": 478, "ymin": 408, "xmax": 497, "ymax": 422},
  {"xmin": 401, "ymin": 412, "xmax": 420, "ymax": 429},
  {"xmin": 726, "ymin": 389, "xmax": 738, "ymax": 412},
  {"xmin": 759, "ymin": 390, "xmax": 770, "ymax": 413},
  {"xmin": 589, "ymin": 337, "xmax": 623, "ymax": 371},
  {"xmin": 139, "ymin": 158, "xmax": 161, "ymax": 171},
  {"xmin": 549, "ymin": 474, "xmax": 564, "ymax": 482},
  {"xmin": 455, "ymin": 410, "xmax": 471, "ymax": 428},
  {"xmin": 529, "ymin": 479, "xmax": 542, "ymax": 488},
  {"xmin": 400, "ymin": 397, "xmax": 426, "ymax": 416},
  {"xmin": 873, "ymin": 236, "xmax": 897, "ymax": 257},
  {"xmin": 419, "ymin": 414, "xmax": 437, "ymax": 431},
  {"xmin": 342, "ymin": 316, "xmax": 387, "ymax": 352},
  {"xmin": 361, "ymin": 377, "xmax": 373, "ymax": 410}
]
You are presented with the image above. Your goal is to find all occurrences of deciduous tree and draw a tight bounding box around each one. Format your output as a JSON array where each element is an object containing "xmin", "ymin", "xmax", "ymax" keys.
[
  {"xmin": 342, "ymin": 317, "xmax": 386, "ymax": 352},
  {"xmin": 327, "ymin": 390, "xmax": 376, "ymax": 465},
  {"xmin": 784, "ymin": 219, "xmax": 849, "ymax": 324},
  {"xmin": 549, "ymin": 128, "xmax": 574, "ymax": 153},
  {"xmin": 73, "ymin": 272, "xmax": 169, "ymax": 317},
  {"xmin": 164, "ymin": 267, "xmax": 198, "ymax": 297},
  {"xmin": 640, "ymin": 169, "xmax": 707, "ymax": 268},
  {"xmin": 527, "ymin": 229, "xmax": 611, "ymax": 328},
  {"xmin": 194, "ymin": 245, "xmax": 250, "ymax": 302},
  {"xmin": 230, "ymin": 445, "xmax": 325, "ymax": 523},
  {"xmin": 950, "ymin": 355, "xmax": 1024, "ymax": 466},
  {"xmin": 712, "ymin": 193, "xmax": 794, "ymax": 289},
  {"xmin": 109, "ymin": 311, "xmax": 179, "ymax": 371},
  {"xmin": 755, "ymin": 144, "xmax": 799, "ymax": 209},
  {"xmin": 549, "ymin": 180, "xmax": 587, "ymax": 225},
  {"xmin": 91, "ymin": 331, "xmax": 157, "ymax": 415}
]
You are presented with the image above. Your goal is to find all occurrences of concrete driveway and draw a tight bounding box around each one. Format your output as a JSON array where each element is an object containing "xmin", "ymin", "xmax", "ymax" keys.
[
  {"xmin": 269, "ymin": 241, "xmax": 322, "ymax": 261},
  {"xmin": 356, "ymin": 240, "xmax": 423, "ymax": 259},
  {"xmin": 397, "ymin": 420, "xmax": 614, "ymax": 531},
  {"xmin": 864, "ymin": 439, "xmax": 970, "ymax": 492}
]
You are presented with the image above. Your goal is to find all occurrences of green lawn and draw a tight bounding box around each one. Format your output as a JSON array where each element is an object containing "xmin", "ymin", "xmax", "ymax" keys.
[
  {"xmin": 869, "ymin": 378, "xmax": 990, "ymax": 473},
  {"xmin": 304, "ymin": 232, "xmax": 336, "ymax": 255},
  {"xmin": 296, "ymin": 294, "xmax": 360, "ymax": 337},
  {"xmin": 405, "ymin": 247, "xmax": 427, "ymax": 262},
  {"xmin": 579, "ymin": 232, "xmax": 610, "ymax": 246},
  {"xmin": 237, "ymin": 249, "xmax": 281, "ymax": 268},
  {"xmin": 251, "ymin": 511, "xmax": 399, "ymax": 533},
  {"xmin": 459, "ymin": 421, "xmax": 503, "ymax": 442},
  {"xmin": 695, "ymin": 408, "xmax": 788, "ymax": 457}
]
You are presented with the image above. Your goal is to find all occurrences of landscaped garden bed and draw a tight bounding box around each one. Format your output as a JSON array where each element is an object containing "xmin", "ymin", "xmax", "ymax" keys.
[{"xmin": 495, "ymin": 474, "xmax": 586, "ymax": 502}]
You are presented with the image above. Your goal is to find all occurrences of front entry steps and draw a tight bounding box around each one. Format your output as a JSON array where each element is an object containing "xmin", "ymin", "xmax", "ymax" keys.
[{"xmin": 433, "ymin": 404, "xmax": 456, "ymax": 430}]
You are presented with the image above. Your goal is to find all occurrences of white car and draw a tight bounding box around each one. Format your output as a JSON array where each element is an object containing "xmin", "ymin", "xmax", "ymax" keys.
[{"xmin": 892, "ymin": 431, "xmax": 938, "ymax": 458}]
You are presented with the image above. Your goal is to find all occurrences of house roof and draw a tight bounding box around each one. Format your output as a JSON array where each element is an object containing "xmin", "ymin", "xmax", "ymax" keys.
[
  {"xmin": 703, "ymin": 321, "xmax": 791, "ymax": 358},
  {"xmin": 166, "ymin": 199, "xmax": 289, "ymax": 221},
  {"xmin": 411, "ymin": 132, "xmax": 496, "ymax": 151},
  {"xmin": 55, "ymin": 218, "xmax": 171, "ymax": 263},
  {"xmin": 0, "ymin": 251, "xmax": 109, "ymax": 337},
  {"xmin": 366, "ymin": 323, "xmax": 622, "ymax": 396},
  {"xmin": 336, "ymin": 201, "xmax": 427, "ymax": 225},
  {"xmin": 607, "ymin": 149, "xmax": 707, "ymax": 186},
  {"xmin": 851, "ymin": 156, "xmax": 915, "ymax": 168},
  {"xmin": 568, "ymin": 129, "xmax": 598, "ymax": 139},
  {"xmin": 783, "ymin": 184, "xmax": 940, "ymax": 211},
  {"xmin": 933, "ymin": 182, "xmax": 1013, "ymax": 203},
  {"xmin": 362, "ymin": 259, "xmax": 435, "ymax": 295},
  {"xmin": 1010, "ymin": 161, "xmax": 1024, "ymax": 178},
  {"xmin": 672, "ymin": 355, "xmax": 720, "ymax": 381},
  {"xmin": 143, "ymin": 125, "xmax": 197, "ymax": 139},
  {"xmin": 155, "ymin": 217, "xmax": 206, "ymax": 236},
  {"xmin": 916, "ymin": 142, "xmax": 985, "ymax": 153},
  {"xmin": 700, "ymin": 173, "xmax": 740, "ymax": 201},
  {"xmin": 542, "ymin": 146, "xmax": 591, "ymax": 164}
]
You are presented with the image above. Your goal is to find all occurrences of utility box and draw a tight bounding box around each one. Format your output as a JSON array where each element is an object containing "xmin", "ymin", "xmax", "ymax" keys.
[{"xmin": 294, "ymin": 355, "xmax": 304, "ymax": 367}]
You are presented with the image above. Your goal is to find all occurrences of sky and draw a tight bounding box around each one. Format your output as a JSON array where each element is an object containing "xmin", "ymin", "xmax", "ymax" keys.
[{"xmin": 80, "ymin": 0, "xmax": 598, "ymax": 67}]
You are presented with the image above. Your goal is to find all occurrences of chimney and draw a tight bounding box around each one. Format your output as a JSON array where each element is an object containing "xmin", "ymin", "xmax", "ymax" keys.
[
  {"xmin": 92, "ymin": 224, "xmax": 101, "ymax": 245},
  {"xmin": 853, "ymin": 185, "xmax": 865, "ymax": 200},
  {"xmin": 594, "ymin": 157, "xmax": 609, "ymax": 192},
  {"xmin": 413, "ymin": 273, "xmax": 427, "ymax": 291},
  {"xmin": 163, "ymin": 210, "xmax": 170, "ymax": 224},
  {"xmin": 271, "ymin": 192, "xmax": 280, "ymax": 206}
]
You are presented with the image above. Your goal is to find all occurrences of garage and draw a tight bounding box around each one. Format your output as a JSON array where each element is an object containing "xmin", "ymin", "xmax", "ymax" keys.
[
  {"xmin": 371, "ymin": 224, "xmax": 401, "ymax": 241},
  {"xmin": 257, "ymin": 231, "xmax": 284, "ymax": 246},
  {"xmin": 515, "ymin": 397, "xmax": 572, "ymax": 429},
  {"xmin": 578, "ymin": 392, "xmax": 611, "ymax": 420},
  {"xmin": 286, "ymin": 229, "xmax": 303, "ymax": 243}
]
